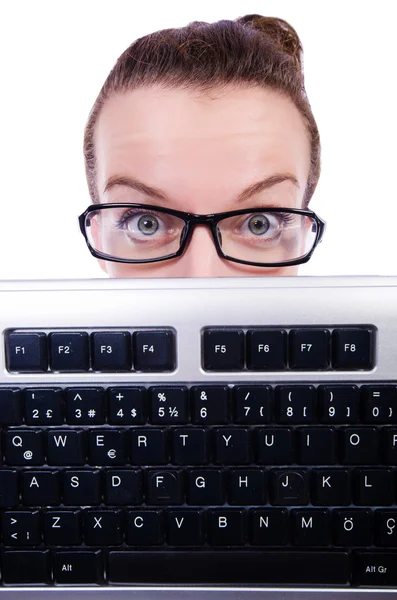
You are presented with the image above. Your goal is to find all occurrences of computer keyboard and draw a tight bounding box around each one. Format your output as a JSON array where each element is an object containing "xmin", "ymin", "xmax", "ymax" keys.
[{"xmin": 0, "ymin": 275, "xmax": 396, "ymax": 598}]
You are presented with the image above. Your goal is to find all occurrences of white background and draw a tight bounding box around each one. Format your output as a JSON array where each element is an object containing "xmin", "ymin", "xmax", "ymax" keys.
[{"xmin": 0, "ymin": 0, "xmax": 396, "ymax": 280}]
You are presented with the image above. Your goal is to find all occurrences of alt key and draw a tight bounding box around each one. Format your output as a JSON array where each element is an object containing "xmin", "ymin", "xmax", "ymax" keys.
[{"xmin": 54, "ymin": 551, "xmax": 102, "ymax": 584}]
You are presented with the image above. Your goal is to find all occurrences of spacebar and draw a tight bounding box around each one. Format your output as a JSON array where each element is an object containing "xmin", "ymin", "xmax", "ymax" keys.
[{"xmin": 108, "ymin": 551, "xmax": 350, "ymax": 584}]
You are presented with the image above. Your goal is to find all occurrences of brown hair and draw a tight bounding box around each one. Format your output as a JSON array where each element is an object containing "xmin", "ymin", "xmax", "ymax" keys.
[{"xmin": 83, "ymin": 14, "xmax": 320, "ymax": 209}]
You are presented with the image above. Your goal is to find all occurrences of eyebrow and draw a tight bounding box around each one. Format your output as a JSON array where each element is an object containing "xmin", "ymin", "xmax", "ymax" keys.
[{"xmin": 103, "ymin": 173, "xmax": 300, "ymax": 205}]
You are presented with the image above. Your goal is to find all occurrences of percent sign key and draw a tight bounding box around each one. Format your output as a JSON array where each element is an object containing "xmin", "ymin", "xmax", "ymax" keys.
[{"xmin": 150, "ymin": 387, "xmax": 189, "ymax": 424}]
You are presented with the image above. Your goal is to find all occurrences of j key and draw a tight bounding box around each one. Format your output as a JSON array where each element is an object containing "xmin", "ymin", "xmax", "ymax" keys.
[
  {"xmin": 270, "ymin": 470, "xmax": 309, "ymax": 505},
  {"xmin": 318, "ymin": 385, "xmax": 359, "ymax": 424},
  {"xmin": 146, "ymin": 470, "xmax": 183, "ymax": 504},
  {"xmin": 54, "ymin": 551, "xmax": 102, "ymax": 584},
  {"xmin": 353, "ymin": 469, "xmax": 393, "ymax": 505},
  {"xmin": 22, "ymin": 470, "xmax": 61, "ymax": 506},
  {"xmin": 130, "ymin": 429, "xmax": 168, "ymax": 465},
  {"xmin": 191, "ymin": 386, "xmax": 229, "ymax": 425},
  {"xmin": 275, "ymin": 386, "xmax": 316, "ymax": 423},
  {"xmin": 63, "ymin": 470, "xmax": 101, "ymax": 505},
  {"xmin": 228, "ymin": 469, "xmax": 266, "ymax": 505},
  {"xmin": 47, "ymin": 429, "xmax": 86, "ymax": 465},
  {"xmin": 332, "ymin": 509, "xmax": 372, "ymax": 546},
  {"xmin": 66, "ymin": 387, "xmax": 105, "ymax": 424},
  {"xmin": 126, "ymin": 510, "xmax": 164, "ymax": 545},
  {"xmin": 167, "ymin": 510, "xmax": 205, "ymax": 546},
  {"xmin": 291, "ymin": 509, "xmax": 330, "ymax": 546},
  {"xmin": 150, "ymin": 386, "xmax": 189, "ymax": 424},
  {"xmin": 44, "ymin": 511, "xmax": 81, "ymax": 545},
  {"xmin": 361, "ymin": 385, "xmax": 397, "ymax": 423},
  {"xmin": 234, "ymin": 385, "xmax": 272, "ymax": 424},
  {"xmin": 2, "ymin": 511, "xmax": 41, "ymax": 545},
  {"xmin": 0, "ymin": 388, "xmax": 22, "ymax": 424},
  {"xmin": 84, "ymin": 510, "xmax": 123, "ymax": 545},
  {"xmin": 312, "ymin": 469, "xmax": 351, "ymax": 506},
  {"xmin": 342, "ymin": 428, "xmax": 379, "ymax": 464},
  {"xmin": 256, "ymin": 428, "xmax": 293, "ymax": 464},
  {"xmin": 104, "ymin": 470, "xmax": 143, "ymax": 505},
  {"xmin": 0, "ymin": 470, "xmax": 18, "ymax": 507},
  {"xmin": 171, "ymin": 428, "xmax": 208, "ymax": 465},
  {"xmin": 250, "ymin": 509, "xmax": 289, "ymax": 545},
  {"xmin": 297, "ymin": 428, "xmax": 336, "ymax": 465},
  {"xmin": 2, "ymin": 551, "xmax": 50, "ymax": 584},
  {"xmin": 88, "ymin": 429, "xmax": 126, "ymax": 465},
  {"xmin": 214, "ymin": 428, "xmax": 250, "ymax": 464},
  {"xmin": 208, "ymin": 509, "xmax": 244, "ymax": 545},
  {"xmin": 187, "ymin": 470, "xmax": 224, "ymax": 505},
  {"xmin": 5, "ymin": 429, "xmax": 44, "ymax": 465},
  {"xmin": 108, "ymin": 386, "xmax": 146, "ymax": 424},
  {"xmin": 24, "ymin": 387, "xmax": 63, "ymax": 424},
  {"xmin": 375, "ymin": 510, "xmax": 397, "ymax": 546}
]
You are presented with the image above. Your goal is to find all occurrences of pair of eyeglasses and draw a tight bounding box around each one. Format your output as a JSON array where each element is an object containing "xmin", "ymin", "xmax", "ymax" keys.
[{"xmin": 78, "ymin": 203, "xmax": 326, "ymax": 268}]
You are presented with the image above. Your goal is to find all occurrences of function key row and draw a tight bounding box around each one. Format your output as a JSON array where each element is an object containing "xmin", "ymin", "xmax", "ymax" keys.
[
  {"xmin": 1, "ymin": 384, "xmax": 396, "ymax": 426},
  {"xmin": 5, "ymin": 330, "xmax": 176, "ymax": 373},
  {"xmin": 203, "ymin": 327, "xmax": 374, "ymax": 371}
]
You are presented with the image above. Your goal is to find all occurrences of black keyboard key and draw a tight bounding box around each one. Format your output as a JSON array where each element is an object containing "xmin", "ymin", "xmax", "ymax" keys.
[
  {"xmin": 256, "ymin": 428, "xmax": 293, "ymax": 464},
  {"xmin": 24, "ymin": 387, "xmax": 64, "ymax": 424},
  {"xmin": 289, "ymin": 328, "xmax": 330, "ymax": 369},
  {"xmin": 0, "ymin": 388, "xmax": 22, "ymax": 424},
  {"xmin": 47, "ymin": 429, "xmax": 86, "ymax": 465},
  {"xmin": 383, "ymin": 427, "xmax": 397, "ymax": 464},
  {"xmin": 91, "ymin": 331, "xmax": 131, "ymax": 371},
  {"xmin": 361, "ymin": 385, "xmax": 397, "ymax": 423},
  {"xmin": 228, "ymin": 469, "xmax": 266, "ymax": 505},
  {"xmin": 146, "ymin": 470, "xmax": 183, "ymax": 505},
  {"xmin": 0, "ymin": 470, "xmax": 18, "ymax": 507},
  {"xmin": 88, "ymin": 429, "xmax": 126, "ymax": 465},
  {"xmin": 6, "ymin": 332, "xmax": 48, "ymax": 372},
  {"xmin": 108, "ymin": 386, "xmax": 146, "ymax": 424},
  {"xmin": 2, "ymin": 510, "xmax": 41, "ymax": 545},
  {"xmin": 233, "ymin": 385, "xmax": 272, "ymax": 423},
  {"xmin": 171, "ymin": 428, "xmax": 208, "ymax": 465},
  {"xmin": 54, "ymin": 551, "xmax": 102, "ymax": 584},
  {"xmin": 333, "ymin": 509, "xmax": 373, "ymax": 546},
  {"xmin": 49, "ymin": 331, "xmax": 89, "ymax": 371},
  {"xmin": 208, "ymin": 509, "xmax": 244, "ymax": 545},
  {"xmin": 66, "ymin": 387, "xmax": 105, "ymax": 424},
  {"xmin": 104, "ymin": 469, "xmax": 143, "ymax": 505},
  {"xmin": 167, "ymin": 509, "xmax": 205, "ymax": 546},
  {"xmin": 353, "ymin": 552, "xmax": 397, "ymax": 586},
  {"xmin": 318, "ymin": 385, "xmax": 359, "ymax": 424},
  {"xmin": 130, "ymin": 428, "xmax": 167, "ymax": 465},
  {"xmin": 44, "ymin": 510, "xmax": 81, "ymax": 545},
  {"xmin": 126, "ymin": 510, "xmax": 164, "ymax": 545},
  {"xmin": 332, "ymin": 327, "xmax": 374, "ymax": 369},
  {"xmin": 297, "ymin": 427, "xmax": 336, "ymax": 465},
  {"xmin": 214, "ymin": 428, "xmax": 250, "ymax": 464},
  {"xmin": 5, "ymin": 429, "xmax": 44, "ymax": 465},
  {"xmin": 133, "ymin": 330, "xmax": 175, "ymax": 371},
  {"xmin": 342, "ymin": 427, "xmax": 379, "ymax": 464},
  {"xmin": 291, "ymin": 509, "xmax": 330, "ymax": 546},
  {"xmin": 275, "ymin": 385, "xmax": 316, "ymax": 423},
  {"xmin": 2, "ymin": 550, "xmax": 50, "ymax": 584},
  {"xmin": 84, "ymin": 510, "xmax": 123, "ymax": 545},
  {"xmin": 63, "ymin": 470, "xmax": 101, "ymax": 505},
  {"xmin": 108, "ymin": 551, "xmax": 350, "ymax": 584},
  {"xmin": 187, "ymin": 469, "xmax": 224, "ymax": 505},
  {"xmin": 312, "ymin": 469, "xmax": 351, "ymax": 506},
  {"xmin": 191, "ymin": 386, "xmax": 229, "ymax": 424},
  {"xmin": 270, "ymin": 469, "xmax": 309, "ymax": 505},
  {"xmin": 250, "ymin": 508, "xmax": 289, "ymax": 546},
  {"xmin": 375, "ymin": 510, "xmax": 397, "ymax": 546},
  {"xmin": 150, "ymin": 386, "xmax": 189, "ymax": 424},
  {"xmin": 203, "ymin": 329, "xmax": 245, "ymax": 370},
  {"xmin": 246, "ymin": 329, "xmax": 287, "ymax": 370},
  {"xmin": 22, "ymin": 470, "xmax": 61, "ymax": 506},
  {"xmin": 353, "ymin": 469, "xmax": 393, "ymax": 505}
]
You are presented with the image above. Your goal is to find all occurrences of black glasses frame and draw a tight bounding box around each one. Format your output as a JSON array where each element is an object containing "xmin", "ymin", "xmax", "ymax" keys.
[{"xmin": 79, "ymin": 203, "xmax": 327, "ymax": 267}]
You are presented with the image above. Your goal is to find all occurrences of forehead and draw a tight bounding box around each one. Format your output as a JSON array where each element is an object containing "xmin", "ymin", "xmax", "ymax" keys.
[{"xmin": 94, "ymin": 86, "xmax": 311, "ymax": 205}]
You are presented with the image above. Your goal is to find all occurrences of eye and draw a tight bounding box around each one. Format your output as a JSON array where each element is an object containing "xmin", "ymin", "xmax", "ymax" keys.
[
  {"xmin": 240, "ymin": 212, "xmax": 288, "ymax": 237},
  {"xmin": 116, "ymin": 209, "xmax": 167, "ymax": 238}
]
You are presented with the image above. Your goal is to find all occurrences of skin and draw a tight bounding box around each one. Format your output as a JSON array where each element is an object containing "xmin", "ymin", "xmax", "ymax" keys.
[{"xmin": 92, "ymin": 85, "xmax": 312, "ymax": 277}]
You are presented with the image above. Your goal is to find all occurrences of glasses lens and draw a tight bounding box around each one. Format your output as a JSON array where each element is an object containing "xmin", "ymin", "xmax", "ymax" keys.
[
  {"xmin": 217, "ymin": 210, "xmax": 317, "ymax": 264},
  {"xmin": 85, "ymin": 206, "xmax": 186, "ymax": 261}
]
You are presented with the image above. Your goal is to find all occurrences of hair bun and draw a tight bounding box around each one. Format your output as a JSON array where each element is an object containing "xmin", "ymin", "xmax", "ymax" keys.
[{"xmin": 237, "ymin": 14, "xmax": 303, "ymax": 71}]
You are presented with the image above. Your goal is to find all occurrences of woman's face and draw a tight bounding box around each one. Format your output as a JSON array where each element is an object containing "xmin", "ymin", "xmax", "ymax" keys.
[{"xmin": 92, "ymin": 85, "xmax": 311, "ymax": 277}]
